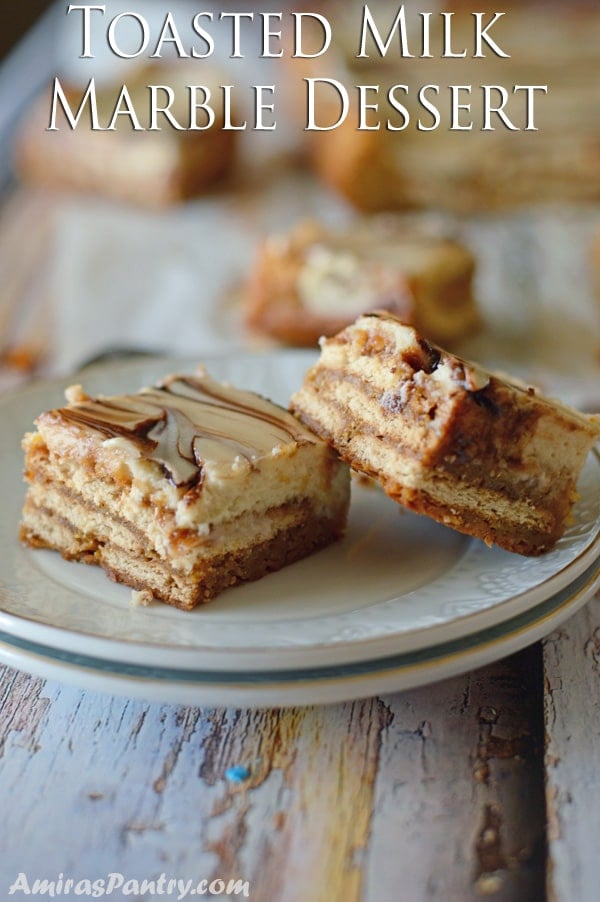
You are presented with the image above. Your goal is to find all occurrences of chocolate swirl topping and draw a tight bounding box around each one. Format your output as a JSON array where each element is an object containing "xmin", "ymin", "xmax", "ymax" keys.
[{"xmin": 58, "ymin": 374, "xmax": 316, "ymax": 488}]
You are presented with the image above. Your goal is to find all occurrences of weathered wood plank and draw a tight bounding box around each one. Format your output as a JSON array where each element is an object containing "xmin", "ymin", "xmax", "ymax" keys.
[
  {"xmin": 544, "ymin": 593, "xmax": 600, "ymax": 902},
  {"xmin": 0, "ymin": 648, "xmax": 546, "ymax": 902},
  {"xmin": 368, "ymin": 648, "xmax": 546, "ymax": 902},
  {"xmin": 0, "ymin": 189, "xmax": 54, "ymax": 368}
]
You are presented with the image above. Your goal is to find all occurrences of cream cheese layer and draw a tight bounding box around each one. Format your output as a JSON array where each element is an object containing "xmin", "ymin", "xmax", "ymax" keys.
[{"xmin": 50, "ymin": 373, "xmax": 320, "ymax": 488}]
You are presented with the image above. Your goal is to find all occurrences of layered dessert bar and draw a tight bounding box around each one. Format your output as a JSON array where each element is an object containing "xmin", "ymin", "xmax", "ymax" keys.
[
  {"xmin": 16, "ymin": 63, "xmax": 235, "ymax": 208},
  {"xmin": 290, "ymin": 312, "xmax": 600, "ymax": 555},
  {"xmin": 245, "ymin": 218, "xmax": 479, "ymax": 348},
  {"xmin": 20, "ymin": 370, "xmax": 350, "ymax": 609}
]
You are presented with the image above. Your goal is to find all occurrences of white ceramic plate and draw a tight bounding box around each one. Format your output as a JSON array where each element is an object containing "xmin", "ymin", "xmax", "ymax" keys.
[
  {"xmin": 0, "ymin": 560, "xmax": 597, "ymax": 707},
  {"xmin": 0, "ymin": 351, "xmax": 599, "ymax": 703}
]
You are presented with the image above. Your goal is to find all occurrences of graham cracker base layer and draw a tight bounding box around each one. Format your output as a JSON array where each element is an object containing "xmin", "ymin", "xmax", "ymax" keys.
[{"xmin": 20, "ymin": 501, "xmax": 347, "ymax": 610}]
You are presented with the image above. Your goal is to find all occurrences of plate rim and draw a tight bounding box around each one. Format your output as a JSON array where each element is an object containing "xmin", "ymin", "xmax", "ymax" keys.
[
  {"xmin": 0, "ymin": 557, "xmax": 597, "ymax": 707},
  {"xmin": 2, "ymin": 522, "xmax": 599, "ymax": 673}
]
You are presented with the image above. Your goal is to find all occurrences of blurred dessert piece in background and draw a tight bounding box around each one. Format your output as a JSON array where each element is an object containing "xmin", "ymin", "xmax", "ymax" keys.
[
  {"xmin": 292, "ymin": 2, "xmax": 600, "ymax": 213},
  {"xmin": 244, "ymin": 216, "xmax": 479, "ymax": 348},
  {"xmin": 591, "ymin": 225, "xmax": 600, "ymax": 302},
  {"xmin": 14, "ymin": 62, "xmax": 236, "ymax": 208}
]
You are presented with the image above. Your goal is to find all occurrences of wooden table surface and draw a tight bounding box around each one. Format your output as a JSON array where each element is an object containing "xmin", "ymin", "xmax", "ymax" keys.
[
  {"xmin": 1, "ymin": 613, "xmax": 599, "ymax": 902},
  {"xmin": 0, "ymin": 191, "xmax": 599, "ymax": 902}
]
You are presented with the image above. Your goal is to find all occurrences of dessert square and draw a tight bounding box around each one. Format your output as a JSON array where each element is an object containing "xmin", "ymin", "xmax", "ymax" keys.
[
  {"xmin": 245, "ymin": 217, "xmax": 479, "ymax": 348},
  {"xmin": 290, "ymin": 312, "xmax": 600, "ymax": 555},
  {"xmin": 20, "ymin": 370, "xmax": 350, "ymax": 609},
  {"xmin": 15, "ymin": 63, "xmax": 235, "ymax": 209},
  {"xmin": 293, "ymin": 4, "xmax": 600, "ymax": 213}
]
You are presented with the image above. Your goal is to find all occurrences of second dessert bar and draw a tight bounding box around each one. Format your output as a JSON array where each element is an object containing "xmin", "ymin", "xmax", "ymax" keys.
[{"xmin": 290, "ymin": 313, "xmax": 600, "ymax": 555}]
